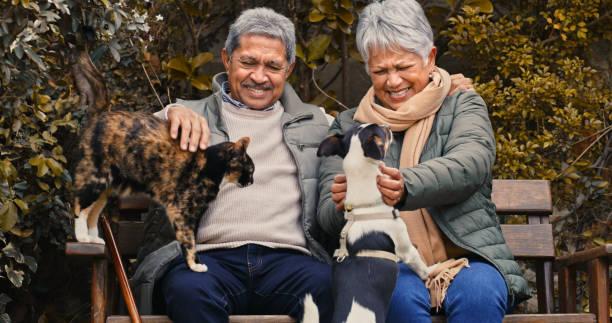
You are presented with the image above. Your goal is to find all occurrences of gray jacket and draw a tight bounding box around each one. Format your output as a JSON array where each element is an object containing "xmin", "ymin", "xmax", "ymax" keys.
[
  {"xmin": 130, "ymin": 73, "xmax": 332, "ymax": 314},
  {"xmin": 317, "ymin": 91, "xmax": 530, "ymax": 307}
]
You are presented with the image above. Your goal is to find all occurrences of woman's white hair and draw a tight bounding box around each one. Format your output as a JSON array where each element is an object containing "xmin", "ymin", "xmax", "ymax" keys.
[
  {"xmin": 356, "ymin": 0, "xmax": 434, "ymax": 69},
  {"xmin": 225, "ymin": 7, "xmax": 296, "ymax": 65}
]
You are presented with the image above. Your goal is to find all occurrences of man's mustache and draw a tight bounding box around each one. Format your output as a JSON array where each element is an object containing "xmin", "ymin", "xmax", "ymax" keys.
[{"xmin": 242, "ymin": 82, "xmax": 273, "ymax": 91}]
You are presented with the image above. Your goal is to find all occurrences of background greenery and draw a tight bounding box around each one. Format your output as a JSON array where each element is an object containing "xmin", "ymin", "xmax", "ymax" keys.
[{"xmin": 0, "ymin": 0, "xmax": 609, "ymax": 321}]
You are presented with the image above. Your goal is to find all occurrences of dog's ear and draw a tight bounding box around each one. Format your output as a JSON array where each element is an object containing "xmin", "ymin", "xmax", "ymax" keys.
[
  {"xmin": 360, "ymin": 124, "xmax": 388, "ymax": 160},
  {"xmin": 361, "ymin": 134, "xmax": 385, "ymax": 160},
  {"xmin": 317, "ymin": 134, "xmax": 346, "ymax": 157}
]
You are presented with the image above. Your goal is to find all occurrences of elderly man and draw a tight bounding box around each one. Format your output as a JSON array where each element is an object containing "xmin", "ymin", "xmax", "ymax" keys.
[{"xmin": 130, "ymin": 8, "xmax": 333, "ymax": 323}]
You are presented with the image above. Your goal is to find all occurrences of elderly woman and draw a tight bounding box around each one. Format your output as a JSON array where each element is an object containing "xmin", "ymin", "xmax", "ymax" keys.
[{"xmin": 317, "ymin": 0, "xmax": 529, "ymax": 322}]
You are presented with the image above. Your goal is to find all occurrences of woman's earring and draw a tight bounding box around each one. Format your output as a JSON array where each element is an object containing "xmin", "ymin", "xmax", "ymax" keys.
[{"xmin": 428, "ymin": 71, "xmax": 433, "ymax": 81}]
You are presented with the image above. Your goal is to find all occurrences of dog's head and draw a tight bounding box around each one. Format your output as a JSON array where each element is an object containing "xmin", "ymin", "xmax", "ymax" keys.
[{"xmin": 317, "ymin": 123, "xmax": 392, "ymax": 161}]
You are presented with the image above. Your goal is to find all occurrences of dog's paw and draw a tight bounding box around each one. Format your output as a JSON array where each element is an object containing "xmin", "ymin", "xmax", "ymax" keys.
[
  {"xmin": 190, "ymin": 263, "xmax": 208, "ymax": 272},
  {"xmin": 419, "ymin": 264, "xmax": 438, "ymax": 280}
]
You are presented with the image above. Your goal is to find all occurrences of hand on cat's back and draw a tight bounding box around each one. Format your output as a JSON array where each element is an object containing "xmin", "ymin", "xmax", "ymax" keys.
[{"xmin": 167, "ymin": 104, "xmax": 210, "ymax": 152}]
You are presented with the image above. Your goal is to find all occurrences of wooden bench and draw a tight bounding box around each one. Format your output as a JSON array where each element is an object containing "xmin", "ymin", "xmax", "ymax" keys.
[{"xmin": 66, "ymin": 180, "xmax": 598, "ymax": 322}]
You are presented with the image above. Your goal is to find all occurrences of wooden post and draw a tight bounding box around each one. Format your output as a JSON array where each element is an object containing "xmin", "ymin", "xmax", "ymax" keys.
[
  {"xmin": 558, "ymin": 266, "xmax": 577, "ymax": 312},
  {"xmin": 587, "ymin": 257, "xmax": 609, "ymax": 323},
  {"xmin": 100, "ymin": 213, "xmax": 142, "ymax": 323},
  {"xmin": 91, "ymin": 258, "xmax": 108, "ymax": 323}
]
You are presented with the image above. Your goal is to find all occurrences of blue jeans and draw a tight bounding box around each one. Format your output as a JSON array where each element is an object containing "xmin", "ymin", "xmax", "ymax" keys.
[
  {"xmin": 159, "ymin": 244, "xmax": 332, "ymax": 323},
  {"xmin": 387, "ymin": 258, "xmax": 509, "ymax": 323}
]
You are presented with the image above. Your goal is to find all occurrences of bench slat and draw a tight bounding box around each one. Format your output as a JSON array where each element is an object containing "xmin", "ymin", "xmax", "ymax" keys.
[
  {"xmin": 492, "ymin": 180, "xmax": 552, "ymax": 215},
  {"xmin": 105, "ymin": 313, "xmax": 595, "ymax": 323},
  {"xmin": 501, "ymin": 224, "xmax": 555, "ymax": 258},
  {"xmin": 66, "ymin": 242, "xmax": 106, "ymax": 257},
  {"xmin": 67, "ymin": 222, "xmax": 555, "ymax": 259},
  {"xmin": 106, "ymin": 315, "xmax": 294, "ymax": 323}
]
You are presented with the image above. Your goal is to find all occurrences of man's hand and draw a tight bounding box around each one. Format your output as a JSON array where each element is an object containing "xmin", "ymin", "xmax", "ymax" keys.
[
  {"xmin": 377, "ymin": 164, "xmax": 405, "ymax": 207},
  {"xmin": 449, "ymin": 73, "xmax": 474, "ymax": 95},
  {"xmin": 167, "ymin": 105, "xmax": 210, "ymax": 151},
  {"xmin": 331, "ymin": 174, "xmax": 347, "ymax": 211}
]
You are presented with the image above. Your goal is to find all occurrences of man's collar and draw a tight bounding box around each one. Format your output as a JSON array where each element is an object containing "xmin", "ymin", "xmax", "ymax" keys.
[
  {"xmin": 220, "ymin": 81, "xmax": 275, "ymax": 111},
  {"xmin": 211, "ymin": 72, "xmax": 313, "ymax": 117}
]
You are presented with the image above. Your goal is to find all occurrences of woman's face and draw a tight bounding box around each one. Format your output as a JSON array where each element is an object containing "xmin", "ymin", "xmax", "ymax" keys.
[{"xmin": 367, "ymin": 46, "xmax": 436, "ymax": 110}]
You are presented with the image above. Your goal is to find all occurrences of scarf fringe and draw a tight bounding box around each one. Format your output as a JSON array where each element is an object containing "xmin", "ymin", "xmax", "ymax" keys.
[{"xmin": 426, "ymin": 258, "xmax": 470, "ymax": 310}]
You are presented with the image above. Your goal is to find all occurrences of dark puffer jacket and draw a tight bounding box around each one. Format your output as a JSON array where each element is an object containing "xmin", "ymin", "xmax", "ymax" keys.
[{"xmin": 317, "ymin": 90, "xmax": 530, "ymax": 307}]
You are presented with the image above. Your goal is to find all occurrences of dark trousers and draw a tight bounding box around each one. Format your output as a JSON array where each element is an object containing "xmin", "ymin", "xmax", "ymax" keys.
[{"xmin": 160, "ymin": 244, "xmax": 333, "ymax": 323}]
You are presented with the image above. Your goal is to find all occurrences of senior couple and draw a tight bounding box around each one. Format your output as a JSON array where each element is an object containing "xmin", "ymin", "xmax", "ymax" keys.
[{"xmin": 131, "ymin": 1, "xmax": 529, "ymax": 322}]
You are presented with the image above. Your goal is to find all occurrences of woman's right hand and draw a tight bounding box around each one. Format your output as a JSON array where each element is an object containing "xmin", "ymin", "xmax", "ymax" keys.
[
  {"xmin": 331, "ymin": 174, "xmax": 347, "ymax": 211},
  {"xmin": 167, "ymin": 105, "xmax": 210, "ymax": 151}
]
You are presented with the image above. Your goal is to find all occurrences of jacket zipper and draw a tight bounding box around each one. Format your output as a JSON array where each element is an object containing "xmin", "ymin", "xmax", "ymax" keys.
[{"xmin": 281, "ymin": 114, "xmax": 328, "ymax": 261}]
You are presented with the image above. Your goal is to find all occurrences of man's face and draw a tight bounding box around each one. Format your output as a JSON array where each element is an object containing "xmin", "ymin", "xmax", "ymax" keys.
[{"xmin": 222, "ymin": 34, "xmax": 294, "ymax": 110}]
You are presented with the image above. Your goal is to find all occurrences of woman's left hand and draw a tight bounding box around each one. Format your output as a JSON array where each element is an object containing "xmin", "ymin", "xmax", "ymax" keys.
[{"xmin": 377, "ymin": 164, "xmax": 406, "ymax": 207}]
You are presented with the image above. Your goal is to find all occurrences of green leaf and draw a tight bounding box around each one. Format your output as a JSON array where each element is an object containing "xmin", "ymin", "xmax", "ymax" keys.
[
  {"xmin": 0, "ymin": 202, "xmax": 18, "ymax": 232},
  {"xmin": 24, "ymin": 256, "xmax": 37, "ymax": 272},
  {"xmin": 0, "ymin": 160, "xmax": 17, "ymax": 180},
  {"xmin": 337, "ymin": 8, "xmax": 354, "ymax": 25},
  {"xmin": 2, "ymin": 243, "xmax": 24, "ymax": 263},
  {"xmin": 316, "ymin": 0, "xmax": 334, "ymax": 14},
  {"xmin": 34, "ymin": 110, "xmax": 47, "ymax": 122},
  {"xmin": 13, "ymin": 199, "xmax": 27, "ymax": 212},
  {"xmin": 296, "ymin": 44, "xmax": 306, "ymax": 62},
  {"xmin": 464, "ymin": 0, "xmax": 493, "ymax": 13},
  {"xmin": 340, "ymin": 0, "xmax": 353, "ymax": 9},
  {"xmin": 29, "ymin": 156, "xmax": 49, "ymax": 177},
  {"xmin": 307, "ymin": 34, "xmax": 332, "ymax": 62},
  {"xmin": 37, "ymin": 180, "xmax": 49, "ymax": 192},
  {"xmin": 166, "ymin": 56, "xmax": 191, "ymax": 77},
  {"xmin": 191, "ymin": 52, "xmax": 213, "ymax": 70},
  {"xmin": 45, "ymin": 158, "xmax": 64, "ymax": 176},
  {"xmin": 308, "ymin": 9, "xmax": 326, "ymax": 23},
  {"xmin": 99, "ymin": 0, "xmax": 111, "ymax": 9},
  {"xmin": 190, "ymin": 74, "xmax": 212, "ymax": 91},
  {"xmin": 24, "ymin": 47, "xmax": 47, "ymax": 71},
  {"xmin": 5, "ymin": 265, "xmax": 24, "ymax": 288}
]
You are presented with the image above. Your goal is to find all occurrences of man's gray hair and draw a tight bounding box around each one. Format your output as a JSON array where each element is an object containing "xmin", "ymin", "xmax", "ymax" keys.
[
  {"xmin": 356, "ymin": 0, "xmax": 433, "ymax": 68},
  {"xmin": 225, "ymin": 7, "xmax": 296, "ymax": 65}
]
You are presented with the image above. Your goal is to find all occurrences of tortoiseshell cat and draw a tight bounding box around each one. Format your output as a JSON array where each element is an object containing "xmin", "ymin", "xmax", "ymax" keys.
[{"xmin": 73, "ymin": 111, "xmax": 254, "ymax": 272}]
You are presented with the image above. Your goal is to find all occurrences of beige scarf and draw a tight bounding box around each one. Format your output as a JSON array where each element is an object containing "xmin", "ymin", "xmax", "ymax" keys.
[{"xmin": 354, "ymin": 67, "xmax": 469, "ymax": 309}]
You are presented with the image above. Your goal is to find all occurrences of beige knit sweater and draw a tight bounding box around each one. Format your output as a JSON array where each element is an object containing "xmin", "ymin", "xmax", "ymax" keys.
[{"xmin": 194, "ymin": 102, "xmax": 309, "ymax": 254}]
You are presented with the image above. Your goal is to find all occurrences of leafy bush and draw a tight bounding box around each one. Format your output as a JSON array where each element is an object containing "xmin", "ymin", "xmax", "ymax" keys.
[
  {"xmin": 0, "ymin": 0, "xmax": 609, "ymax": 321},
  {"xmin": 442, "ymin": 1, "xmax": 610, "ymax": 254}
]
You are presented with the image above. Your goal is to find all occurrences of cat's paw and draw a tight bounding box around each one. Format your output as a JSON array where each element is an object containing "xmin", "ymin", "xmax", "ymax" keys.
[
  {"xmin": 74, "ymin": 216, "xmax": 90, "ymax": 243},
  {"xmin": 89, "ymin": 235, "xmax": 105, "ymax": 244},
  {"xmin": 190, "ymin": 263, "xmax": 208, "ymax": 272},
  {"xmin": 75, "ymin": 234, "xmax": 91, "ymax": 243}
]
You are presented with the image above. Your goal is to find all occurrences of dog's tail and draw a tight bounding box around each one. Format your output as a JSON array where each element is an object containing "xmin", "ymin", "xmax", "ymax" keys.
[{"xmin": 301, "ymin": 293, "xmax": 319, "ymax": 323}]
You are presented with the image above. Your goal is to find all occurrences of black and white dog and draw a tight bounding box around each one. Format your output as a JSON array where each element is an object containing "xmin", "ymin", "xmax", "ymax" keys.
[{"xmin": 303, "ymin": 124, "xmax": 433, "ymax": 323}]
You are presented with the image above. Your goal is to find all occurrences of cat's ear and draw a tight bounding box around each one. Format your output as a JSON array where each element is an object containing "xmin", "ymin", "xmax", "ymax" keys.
[{"xmin": 234, "ymin": 137, "xmax": 250, "ymax": 150}]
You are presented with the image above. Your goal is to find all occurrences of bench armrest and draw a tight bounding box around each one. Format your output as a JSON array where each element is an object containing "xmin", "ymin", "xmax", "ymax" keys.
[{"xmin": 556, "ymin": 244, "xmax": 610, "ymax": 323}]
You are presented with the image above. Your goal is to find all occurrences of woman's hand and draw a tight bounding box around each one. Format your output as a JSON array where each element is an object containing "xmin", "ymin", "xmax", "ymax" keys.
[
  {"xmin": 377, "ymin": 164, "xmax": 406, "ymax": 207},
  {"xmin": 331, "ymin": 174, "xmax": 347, "ymax": 211},
  {"xmin": 167, "ymin": 105, "xmax": 210, "ymax": 151}
]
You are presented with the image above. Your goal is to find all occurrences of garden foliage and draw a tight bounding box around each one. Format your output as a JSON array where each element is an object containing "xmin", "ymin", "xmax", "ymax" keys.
[{"xmin": 0, "ymin": 0, "xmax": 609, "ymax": 321}]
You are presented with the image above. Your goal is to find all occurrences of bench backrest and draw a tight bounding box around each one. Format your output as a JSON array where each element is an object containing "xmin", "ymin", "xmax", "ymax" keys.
[{"xmin": 112, "ymin": 179, "xmax": 555, "ymax": 260}]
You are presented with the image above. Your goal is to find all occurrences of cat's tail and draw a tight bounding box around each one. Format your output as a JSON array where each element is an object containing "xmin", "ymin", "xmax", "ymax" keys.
[{"xmin": 301, "ymin": 294, "xmax": 319, "ymax": 323}]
